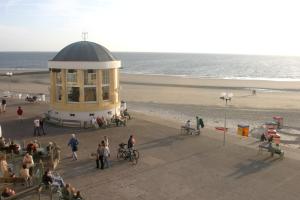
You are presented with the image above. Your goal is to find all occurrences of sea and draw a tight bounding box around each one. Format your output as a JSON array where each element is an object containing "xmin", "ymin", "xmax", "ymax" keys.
[{"xmin": 1, "ymin": 52, "xmax": 300, "ymax": 81}]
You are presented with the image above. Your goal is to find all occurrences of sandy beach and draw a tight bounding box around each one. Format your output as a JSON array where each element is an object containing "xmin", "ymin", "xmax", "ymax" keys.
[{"xmin": 1, "ymin": 71, "xmax": 300, "ymax": 146}]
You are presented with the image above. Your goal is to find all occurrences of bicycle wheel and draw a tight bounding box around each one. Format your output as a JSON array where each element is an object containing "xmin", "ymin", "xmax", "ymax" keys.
[
  {"xmin": 131, "ymin": 150, "xmax": 139, "ymax": 164},
  {"xmin": 117, "ymin": 150, "xmax": 123, "ymax": 160},
  {"xmin": 133, "ymin": 149, "xmax": 139, "ymax": 159}
]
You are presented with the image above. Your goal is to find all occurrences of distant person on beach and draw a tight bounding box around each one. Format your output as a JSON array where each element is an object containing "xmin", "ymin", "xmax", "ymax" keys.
[
  {"xmin": 1, "ymin": 99, "xmax": 6, "ymax": 113},
  {"xmin": 252, "ymin": 89, "xmax": 256, "ymax": 96},
  {"xmin": 17, "ymin": 106, "xmax": 23, "ymax": 120},
  {"xmin": 68, "ymin": 134, "xmax": 79, "ymax": 161},
  {"xmin": 33, "ymin": 118, "xmax": 40, "ymax": 136}
]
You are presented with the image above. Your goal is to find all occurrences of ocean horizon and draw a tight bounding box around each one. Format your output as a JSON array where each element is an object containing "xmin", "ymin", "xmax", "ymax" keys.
[{"xmin": 1, "ymin": 52, "xmax": 300, "ymax": 81}]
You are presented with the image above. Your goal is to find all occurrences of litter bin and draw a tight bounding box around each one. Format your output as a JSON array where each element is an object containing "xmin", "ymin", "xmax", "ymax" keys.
[
  {"xmin": 196, "ymin": 116, "xmax": 204, "ymax": 130},
  {"xmin": 273, "ymin": 116, "xmax": 283, "ymax": 129},
  {"xmin": 237, "ymin": 124, "xmax": 249, "ymax": 137}
]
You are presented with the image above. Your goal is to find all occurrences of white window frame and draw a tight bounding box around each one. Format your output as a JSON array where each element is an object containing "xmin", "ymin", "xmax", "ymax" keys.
[
  {"xmin": 67, "ymin": 69, "xmax": 77, "ymax": 85},
  {"xmin": 102, "ymin": 70, "xmax": 110, "ymax": 101}
]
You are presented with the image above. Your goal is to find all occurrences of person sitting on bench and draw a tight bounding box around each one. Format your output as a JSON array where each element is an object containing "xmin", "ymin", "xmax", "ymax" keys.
[
  {"xmin": 181, "ymin": 120, "xmax": 196, "ymax": 134},
  {"xmin": 42, "ymin": 169, "xmax": 53, "ymax": 187},
  {"xmin": 20, "ymin": 164, "xmax": 31, "ymax": 186},
  {"xmin": 0, "ymin": 137, "xmax": 7, "ymax": 150},
  {"xmin": 122, "ymin": 109, "xmax": 131, "ymax": 120},
  {"xmin": 1, "ymin": 187, "xmax": 15, "ymax": 198}
]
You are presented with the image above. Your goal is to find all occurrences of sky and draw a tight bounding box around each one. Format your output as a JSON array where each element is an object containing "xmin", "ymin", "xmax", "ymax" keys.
[{"xmin": 0, "ymin": 0, "xmax": 300, "ymax": 55}]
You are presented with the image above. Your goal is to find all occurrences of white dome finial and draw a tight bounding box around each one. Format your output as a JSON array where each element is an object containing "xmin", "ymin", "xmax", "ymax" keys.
[{"xmin": 82, "ymin": 32, "xmax": 88, "ymax": 41}]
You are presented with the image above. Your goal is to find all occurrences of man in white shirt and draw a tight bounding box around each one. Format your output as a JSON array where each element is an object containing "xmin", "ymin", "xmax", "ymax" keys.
[
  {"xmin": 33, "ymin": 118, "xmax": 40, "ymax": 136},
  {"xmin": 20, "ymin": 164, "xmax": 31, "ymax": 186},
  {"xmin": 91, "ymin": 116, "xmax": 98, "ymax": 128},
  {"xmin": 103, "ymin": 144, "xmax": 110, "ymax": 168}
]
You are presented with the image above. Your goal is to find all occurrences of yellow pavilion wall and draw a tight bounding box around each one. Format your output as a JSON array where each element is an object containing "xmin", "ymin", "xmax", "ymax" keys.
[{"xmin": 49, "ymin": 68, "xmax": 120, "ymax": 112}]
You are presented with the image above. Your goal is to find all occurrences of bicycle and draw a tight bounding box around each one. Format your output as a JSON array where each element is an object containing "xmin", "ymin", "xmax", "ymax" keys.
[
  {"xmin": 180, "ymin": 126, "xmax": 200, "ymax": 136},
  {"xmin": 117, "ymin": 143, "xmax": 139, "ymax": 164}
]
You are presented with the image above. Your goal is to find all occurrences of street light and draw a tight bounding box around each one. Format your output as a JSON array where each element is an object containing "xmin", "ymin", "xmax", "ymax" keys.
[
  {"xmin": 220, "ymin": 92, "xmax": 233, "ymax": 146},
  {"xmin": 6, "ymin": 72, "xmax": 13, "ymax": 93}
]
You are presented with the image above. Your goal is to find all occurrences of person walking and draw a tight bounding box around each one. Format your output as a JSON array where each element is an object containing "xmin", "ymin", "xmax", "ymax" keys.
[
  {"xmin": 39, "ymin": 118, "xmax": 46, "ymax": 135},
  {"xmin": 96, "ymin": 144, "xmax": 101, "ymax": 169},
  {"xmin": 98, "ymin": 142, "xmax": 105, "ymax": 169},
  {"xmin": 1, "ymin": 99, "xmax": 6, "ymax": 113},
  {"xmin": 68, "ymin": 134, "xmax": 79, "ymax": 161},
  {"xmin": 104, "ymin": 135, "xmax": 109, "ymax": 147},
  {"xmin": 103, "ymin": 140, "xmax": 110, "ymax": 168},
  {"xmin": 33, "ymin": 118, "xmax": 40, "ymax": 136},
  {"xmin": 17, "ymin": 106, "xmax": 23, "ymax": 121}
]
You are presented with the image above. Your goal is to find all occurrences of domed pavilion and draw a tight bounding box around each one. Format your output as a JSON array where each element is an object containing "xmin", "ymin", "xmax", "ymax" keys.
[{"xmin": 48, "ymin": 41, "xmax": 121, "ymax": 125}]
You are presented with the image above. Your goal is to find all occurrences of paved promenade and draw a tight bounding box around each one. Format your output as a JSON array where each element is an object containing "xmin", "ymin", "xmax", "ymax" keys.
[{"xmin": 1, "ymin": 99, "xmax": 300, "ymax": 200}]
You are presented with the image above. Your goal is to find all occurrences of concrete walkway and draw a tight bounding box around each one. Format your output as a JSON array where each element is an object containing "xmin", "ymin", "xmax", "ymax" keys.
[{"xmin": 1, "ymin": 99, "xmax": 300, "ymax": 200}]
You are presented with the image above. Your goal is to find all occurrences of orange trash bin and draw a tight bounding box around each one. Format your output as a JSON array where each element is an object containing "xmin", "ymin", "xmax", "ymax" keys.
[{"xmin": 237, "ymin": 124, "xmax": 249, "ymax": 137}]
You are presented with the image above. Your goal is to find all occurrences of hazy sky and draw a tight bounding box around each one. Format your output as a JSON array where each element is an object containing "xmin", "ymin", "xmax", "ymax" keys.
[{"xmin": 1, "ymin": 0, "xmax": 300, "ymax": 55}]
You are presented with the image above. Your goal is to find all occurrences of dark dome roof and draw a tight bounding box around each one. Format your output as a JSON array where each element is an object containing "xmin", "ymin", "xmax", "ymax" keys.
[{"xmin": 52, "ymin": 41, "xmax": 116, "ymax": 61}]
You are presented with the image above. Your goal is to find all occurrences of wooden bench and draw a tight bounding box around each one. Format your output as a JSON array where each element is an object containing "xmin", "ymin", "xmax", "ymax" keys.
[
  {"xmin": 45, "ymin": 114, "xmax": 62, "ymax": 126},
  {"xmin": 0, "ymin": 177, "xmax": 31, "ymax": 188},
  {"xmin": 258, "ymin": 142, "xmax": 284, "ymax": 158},
  {"xmin": 61, "ymin": 119, "xmax": 82, "ymax": 127},
  {"xmin": 109, "ymin": 118, "xmax": 127, "ymax": 127},
  {"xmin": 180, "ymin": 126, "xmax": 200, "ymax": 135}
]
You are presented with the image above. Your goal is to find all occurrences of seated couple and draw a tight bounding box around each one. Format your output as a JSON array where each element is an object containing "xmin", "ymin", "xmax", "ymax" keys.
[
  {"xmin": 112, "ymin": 115, "xmax": 127, "ymax": 127},
  {"xmin": 26, "ymin": 140, "xmax": 40, "ymax": 154},
  {"xmin": 42, "ymin": 169, "xmax": 65, "ymax": 189},
  {"xmin": 61, "ymin": 183, "xmax": 83, "ymax": 200},
  {"xmin": 121, "ymin": 109, "xmax": 131, "ymax": 120},
  {"xmin": 182, "ymin": 120, "xmax": 196, "ymax": 133},
  {"xmin": 0, "ymin": 155, "xmax": 15, "ymax": 178},
  {"xmin": 0, "ymin": 138, "xmax": 20, "ymax": 154},
  {"xmin": 95, "ymin": 116, "xmax": 108, "ymax": 128}
]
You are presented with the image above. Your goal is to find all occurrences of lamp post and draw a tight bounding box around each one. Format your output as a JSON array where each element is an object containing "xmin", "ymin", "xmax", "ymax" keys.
[
  {"xmin": 6, "ymin": 72, "xmax": 13, "ymax": 93},
  {"xmin": 220, "ymin": 92, "xmax": 233, "ymax": 146}
]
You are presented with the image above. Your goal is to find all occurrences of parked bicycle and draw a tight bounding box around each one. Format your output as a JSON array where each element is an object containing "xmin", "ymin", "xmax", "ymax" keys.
[{"xmin": 117, "ymin": 143, "xmax": 139, "ymax": 164}]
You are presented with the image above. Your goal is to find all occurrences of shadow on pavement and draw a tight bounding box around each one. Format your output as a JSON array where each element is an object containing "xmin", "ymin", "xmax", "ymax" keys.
[{"xmin": 227, "ymin": 156, "xmax": 281, "ymax": 179}]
